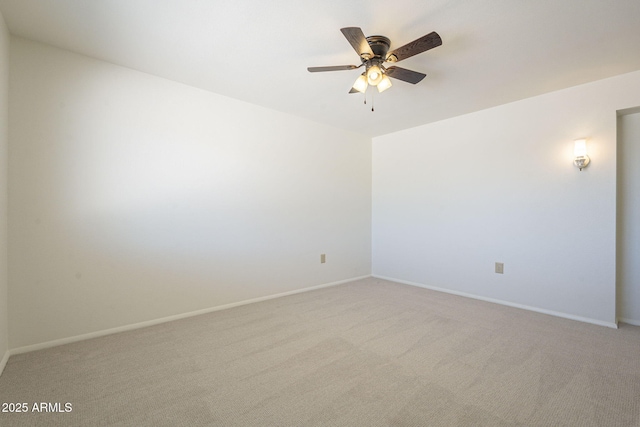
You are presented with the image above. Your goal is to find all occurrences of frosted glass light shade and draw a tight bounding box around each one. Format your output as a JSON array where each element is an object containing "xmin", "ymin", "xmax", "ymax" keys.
[
  {"xmin": 377, "ymin": 75, "xmax": 392, "ymax": 93},
  {"xmin": 352, "ymin": 74, "xmax": 368, "ymax": 93},
  {"xmin": 574, "ymin": 139, "xmax": 587, "ymax": 157},
  {"xmin": 367, "ymin": 65, "xmax": 383, "ymax": 86}
]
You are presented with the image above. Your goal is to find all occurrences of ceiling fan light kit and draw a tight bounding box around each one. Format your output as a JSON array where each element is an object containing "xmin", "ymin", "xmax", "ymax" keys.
[{"xmin": 308, "ymin": 27, "xmax": 442, "ymax": 108}]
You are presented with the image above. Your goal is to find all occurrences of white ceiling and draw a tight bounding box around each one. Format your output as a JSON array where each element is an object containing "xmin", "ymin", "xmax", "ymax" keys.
[{"xmin": 1, "ymin": 0, "xmax": 640, "ymax": 137}]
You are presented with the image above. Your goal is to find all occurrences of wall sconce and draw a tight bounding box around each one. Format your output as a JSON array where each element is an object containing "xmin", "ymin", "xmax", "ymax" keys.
[{"xmin": 573, "ymin": 139, "xmax": 590, "ymax": 171}]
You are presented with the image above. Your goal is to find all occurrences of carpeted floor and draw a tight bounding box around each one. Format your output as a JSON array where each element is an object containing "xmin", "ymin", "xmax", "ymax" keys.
[{"xmin": 0, "ymin": 277, "xmax": 639, "ymax": 426}]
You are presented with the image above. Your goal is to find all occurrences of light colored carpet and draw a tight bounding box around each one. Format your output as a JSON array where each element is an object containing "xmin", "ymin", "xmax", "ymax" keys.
[{"xmin": 0, "ymin": 277, "xmax": 639, "ymax": 426}]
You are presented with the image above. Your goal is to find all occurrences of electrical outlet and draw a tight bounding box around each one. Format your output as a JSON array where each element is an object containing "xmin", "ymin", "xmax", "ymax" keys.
[
  {"xmin": 495, "ymin": 262, "xmax": 504, "ymax": 274},
  {"xmin": 320, "ymin": 254, "xmax": 326, "ymax": 264}
]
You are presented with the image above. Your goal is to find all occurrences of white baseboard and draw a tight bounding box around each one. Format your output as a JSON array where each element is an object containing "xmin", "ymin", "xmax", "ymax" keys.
[
  {"xmin": 0, "ymin": 350, "xmax": 9, "ymax": 378},
  {"xmin": 618, "ymin": 317, "xmax": 640, "ymax": 327},
  {"xmin": 10, "ymin": 275, "xmax": 371, "ymax": 356},
  {"xmin": 371, "ymin": 274, "xmax": 618, "ymax": 329}
]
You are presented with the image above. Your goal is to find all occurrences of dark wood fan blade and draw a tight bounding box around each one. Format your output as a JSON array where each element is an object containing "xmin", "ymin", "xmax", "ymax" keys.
[
  {"xmin": 340, "ymin": 27, "xmax": 374, "ymax": 59},
  {"xmin": 349, "ymin": 87, "xmax": 359, "ymax": 94},
  {"xmin": 307, "ymin": 65, "xmax": 358, "ymax": 72},
  {"xmin": 386, "ymin": 32, "xmax": 442, "ymax": 63},
  {"xmin": 385, "ymin": 66, "xmax": 426, "ymax": 84}
]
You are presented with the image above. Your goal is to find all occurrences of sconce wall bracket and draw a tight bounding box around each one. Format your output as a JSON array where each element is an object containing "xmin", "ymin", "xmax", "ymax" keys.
[{"xmin": 574, "ymin": 155, "xmax": 590, "ymax": 171}]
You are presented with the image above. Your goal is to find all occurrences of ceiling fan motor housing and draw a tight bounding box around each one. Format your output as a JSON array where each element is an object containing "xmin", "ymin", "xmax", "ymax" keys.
[{"xmin": 365, "ymin": 35, "xmax": 391, "ymax": 60}]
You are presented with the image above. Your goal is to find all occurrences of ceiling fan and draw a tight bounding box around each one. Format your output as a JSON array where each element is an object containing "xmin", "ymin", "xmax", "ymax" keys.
[{"xmin": 308, "ymin": 27, "xmax": 442, "ymax": 94}]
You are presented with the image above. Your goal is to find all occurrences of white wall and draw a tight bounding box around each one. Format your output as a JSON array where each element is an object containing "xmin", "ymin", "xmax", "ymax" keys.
[
  {"xmin": 0, "ymin": 10, "xmax": 9, "ymax": 370},
  {"xmin": 372, "ymin": 71, "xmax": 640, "ymax": 326},
  {"xmin": 617, "ymin": 111, "xmax": 640, "ymax": 325},
  {"xmin": 8, "ymin": 38, "xmax": 371, "ymax": 349}
]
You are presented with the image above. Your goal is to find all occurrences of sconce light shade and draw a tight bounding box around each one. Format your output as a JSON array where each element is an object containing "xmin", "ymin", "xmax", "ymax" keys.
[
  {"xmin": 573, "ymin": 139, "xmax": 590, "ymax": 171},
  {"xmin": 574, "ymin": 139, "xmax": 587, "ymax": 157}
]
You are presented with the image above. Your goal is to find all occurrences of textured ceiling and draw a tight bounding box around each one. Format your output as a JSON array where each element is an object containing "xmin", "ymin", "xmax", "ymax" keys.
[{"xmin": 1, "ymin": 0, "xmax": 640, "ymax": 137}]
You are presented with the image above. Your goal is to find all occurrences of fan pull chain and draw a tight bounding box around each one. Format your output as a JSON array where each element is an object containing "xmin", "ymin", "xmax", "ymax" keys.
[{"xmin": 371, "ymin": 89, "xmax": 375, "ymax": 112}]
